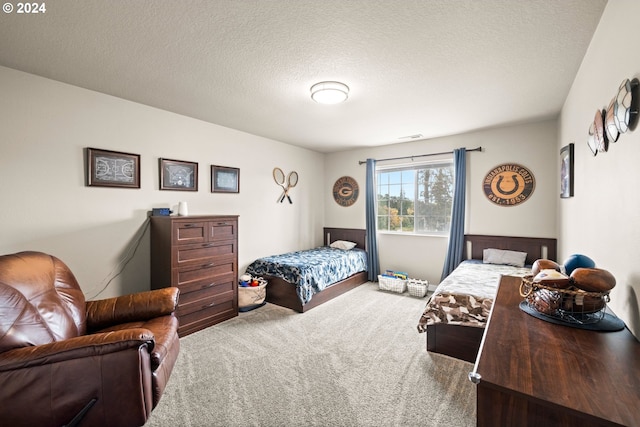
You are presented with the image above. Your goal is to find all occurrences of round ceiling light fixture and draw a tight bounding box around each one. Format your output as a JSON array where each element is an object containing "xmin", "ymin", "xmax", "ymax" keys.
[{"xmin": 310, "ymin": 81, "xmax": 349, "ymax": 104}]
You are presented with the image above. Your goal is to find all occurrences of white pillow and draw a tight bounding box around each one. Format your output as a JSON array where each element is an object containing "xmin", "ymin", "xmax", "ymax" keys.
[
  {"xmin": 330, "ymin": 240, "xmax": 357, "ymax": 250},
  {"xmin": 483, "ymin": 248, "xmax": 527, "ymax": 267}
]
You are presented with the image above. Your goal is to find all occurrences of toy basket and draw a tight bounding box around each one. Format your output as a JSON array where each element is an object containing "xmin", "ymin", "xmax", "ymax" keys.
[
  {"xmin": 378, "ymin": 275, "xmax": 407, "ymax": 293},
  {"xmin": 238, "ymin": 278, "xmax": 268, "ymax": 309},
  {"xmin": 407, "ymin": 279, "xmax": 429, "ymax": 298},
  {"xmin": 519, "ymin": 275, "xmax": 610, "ymax": 324}
]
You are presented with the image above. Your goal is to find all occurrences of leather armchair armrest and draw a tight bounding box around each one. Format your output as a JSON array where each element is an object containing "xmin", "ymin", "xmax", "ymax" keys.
[
  {"xmin": 85, "ymin": 287, "xmax": 179, "ymax": 332},
  {"xmin": 0, "ymin": 329, "xmax": 157, "ymax": 427},
  {"xmin": 0, "ymin": 328, "xmax": 154, "ymax": 372}
]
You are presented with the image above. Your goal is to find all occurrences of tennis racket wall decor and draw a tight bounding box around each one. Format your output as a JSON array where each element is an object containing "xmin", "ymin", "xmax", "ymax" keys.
[{"xmin": 273, "ymin": 167, "xmax": 299, "ymax": 204}]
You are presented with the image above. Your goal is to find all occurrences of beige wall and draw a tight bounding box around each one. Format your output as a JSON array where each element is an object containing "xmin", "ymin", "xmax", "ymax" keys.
[
  {"xmin": 325, "ymin": 119, "xmax": 558, "ymax": 285},
  {"xmin": 0, "ymin": 66, "xmax": 325, "ymax": 299},
  {"xmin": 559, "ymin": 0, "xmax": 640, "ymax": 337}
]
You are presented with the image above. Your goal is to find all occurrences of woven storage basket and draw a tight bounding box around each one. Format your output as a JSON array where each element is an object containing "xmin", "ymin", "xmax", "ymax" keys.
[
  {"xmin": 407, "ymin": 279, "xmax": 429, "ymax": 298},
  {"xmin": 378, "ymin": 275, "xmax": 407, "ymax": 293},
  {"xmin": 238, "ymin": 279, "xmax": 267, "ymax": 308},
  {"xmin": 519, "ymin": 275, "xmax": 610, "ymax": 324}
]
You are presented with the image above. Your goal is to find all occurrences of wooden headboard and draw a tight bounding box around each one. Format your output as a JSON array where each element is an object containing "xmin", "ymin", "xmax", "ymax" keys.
[
  {"xmin": 464, "ymin": 234, "xmax": 557, "ymax": 265},
  {"xmin": 324, "ymin": 228, "xmax": 367, "ymax": 250}
]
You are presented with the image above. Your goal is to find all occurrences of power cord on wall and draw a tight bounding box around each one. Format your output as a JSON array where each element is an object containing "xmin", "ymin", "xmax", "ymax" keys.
[{"xmin": 87, "ymin": 217, "xmax": 151, "ymax": 300}]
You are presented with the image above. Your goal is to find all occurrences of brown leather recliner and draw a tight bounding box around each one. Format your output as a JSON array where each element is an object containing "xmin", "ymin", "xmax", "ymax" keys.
[{"xmin": 0, "ymin": 251, "xmax": 180, "ymax": 427}]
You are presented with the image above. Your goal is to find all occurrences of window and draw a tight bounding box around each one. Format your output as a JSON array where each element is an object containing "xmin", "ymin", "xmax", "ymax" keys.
[{"xmin": 376, "ymin": 161, "xmax": 454, "ymax": 235}]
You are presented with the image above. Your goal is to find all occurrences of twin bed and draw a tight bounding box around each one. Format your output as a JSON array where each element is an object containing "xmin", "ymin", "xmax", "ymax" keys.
[
  {"xmin": 245, "ymin": 230, "xmax": 557, "ymax": 366},
  {"xmin": 245, "ymin": 227, "xmax": 369, "ymax": 313},
  {"xmin": 417, "ymin": 234, "xmax": 557, "ymax": 363}
]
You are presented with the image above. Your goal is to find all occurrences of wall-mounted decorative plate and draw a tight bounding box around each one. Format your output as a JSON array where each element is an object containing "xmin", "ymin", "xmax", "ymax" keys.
[
  {"xmin": 594, "ymin": 108, "xmax": 608, "ymax": 153},
  {"xmin": 605, "ymin": 97, "xmax": 620, "ymax": 143},
  {"xmin": 587, "ymin": 121, "xmax": 598, "ymax": 156},
  {"xmin": 482, "ymin": 163, "xmax": 535, "ymax": 206},
  {"xmin": 613, "ymin": 78, "xmax": 638, "ymax": 133},
  {"xmin": 333, "ymin": 176, "xmax": 359, "ymax": 207}
]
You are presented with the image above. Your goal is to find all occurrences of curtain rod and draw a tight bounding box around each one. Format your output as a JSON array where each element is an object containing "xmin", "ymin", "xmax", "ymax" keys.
[{"xmin": 358, "ymin": 146, "xmax": 482, "ymax": 165}]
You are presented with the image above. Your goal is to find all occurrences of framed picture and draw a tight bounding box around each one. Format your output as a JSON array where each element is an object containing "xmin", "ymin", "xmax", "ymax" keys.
[
  {"xmin": 86, "ymin": 148, "xmax": 140, "ymax": 188},
  {"xmin": 160, "ymin": 158, "xmax": 198, "ymax": 191},
  {"xmin": 560, "ymin": 143, "xmax": 574, "ymax": 198},
  {"xmin": 211, "ymin": 165, "xmax": 239, "ymax": 193}
]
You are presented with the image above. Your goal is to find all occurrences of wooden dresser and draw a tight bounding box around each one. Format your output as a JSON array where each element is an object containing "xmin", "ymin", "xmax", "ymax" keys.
[
  {"xmin": 150, "ymin": 215, "xmax": 238, "ymax": 336},
  {"xmin": 473, "ymin": 275, "xmax": 640, "ymax": 427}
]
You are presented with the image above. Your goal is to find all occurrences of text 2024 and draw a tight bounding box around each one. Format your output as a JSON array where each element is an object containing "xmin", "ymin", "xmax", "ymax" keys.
[{"xmin": 17, "ymin": 3, "xmax": 46, "ymax": 13}]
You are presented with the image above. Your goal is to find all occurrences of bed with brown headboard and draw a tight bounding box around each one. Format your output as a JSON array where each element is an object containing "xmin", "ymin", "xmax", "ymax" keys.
[
  {"xmin": 245, "ymin": 227, "xmax": 368, "ymax": 313},
  {"xmin": 417, "ymin": 234, "xmax": 557, "ymax": 363}
]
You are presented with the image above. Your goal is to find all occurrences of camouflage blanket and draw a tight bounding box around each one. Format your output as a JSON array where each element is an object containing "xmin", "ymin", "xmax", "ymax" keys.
[
  {"xmin": 417, "ymin": 293, "xmax": 493, "ymax": 330},
  {"xmin": 417, "ymin": 261, "xmax": 531, "ymax": 332}
]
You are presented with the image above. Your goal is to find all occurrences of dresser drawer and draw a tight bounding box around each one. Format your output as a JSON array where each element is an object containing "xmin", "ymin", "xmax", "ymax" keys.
[
  {"xmin": 172, "ymin": 261, "xmax": 236, "ymax": 290},
  {"xmin": 172, "ymin": 240, "xmax": 237, "ymax": 268},
  {"xmin": 172, "ymin": 221, "xmax": 207, "ymax": 245},
  {"xmin": 177, "ymin": 278, "xmax": 235, "ymax": 308},
  {"xmin": 176, "ymin": 285, "xmax": 235, "ymax": 317},
  {"xmin": 178, "ymin": 299, "xmax": 236, "ymax": 336},
  {"xmin": 173, "ymin": 272, "xmax": 235, "ymax": 295},
  {"xmin": 207, "ymin": 219, "xmax": 237, "ymax": 242}
]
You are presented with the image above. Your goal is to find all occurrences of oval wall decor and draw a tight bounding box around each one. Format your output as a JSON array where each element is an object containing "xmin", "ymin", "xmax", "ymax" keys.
[
  {"xmin": 482, "ymin": 163, "xmax": 535, "ymax": 206},
  {"xmin": 333, "ymin": 176, "xmax": 359, "ymax": 207}
]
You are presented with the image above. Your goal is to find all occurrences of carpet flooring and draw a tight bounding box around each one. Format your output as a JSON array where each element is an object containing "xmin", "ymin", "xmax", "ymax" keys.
[{"xmin": 147, "ymin": 282, "xmax": 476, "ymax": 427}]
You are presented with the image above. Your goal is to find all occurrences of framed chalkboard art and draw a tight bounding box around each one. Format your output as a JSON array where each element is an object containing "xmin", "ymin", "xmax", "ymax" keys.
[
  {"xmin": 160, "ymin": 158, "xmax": 198, "ymax": 191},
  {"xmin": 211, "ymin": 165, "xmax": 240, "ymax": 193},
  {"xmin": 86, "ymin": 147, "xmax": 140, "ymax": 188}
]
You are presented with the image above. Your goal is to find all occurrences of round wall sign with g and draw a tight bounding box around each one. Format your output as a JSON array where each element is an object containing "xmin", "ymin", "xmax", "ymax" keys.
[
  {"xmin": 333, "ymin": 176, "xmax": 359, "ymax": 207},
  {"xmin": 482, "ymin": 163, "xmax": 535, "ymax": 206}
]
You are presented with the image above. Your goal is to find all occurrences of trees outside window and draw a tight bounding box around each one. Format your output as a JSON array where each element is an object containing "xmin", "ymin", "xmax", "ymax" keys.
[{"xmin": 376, "ymin": 162, "xmax": 453, "ymax": 235}]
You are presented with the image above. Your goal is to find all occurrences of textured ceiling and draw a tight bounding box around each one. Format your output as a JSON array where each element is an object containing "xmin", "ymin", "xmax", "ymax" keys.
[{"xmin": 0, "ymin": 0, "xmax": 607, "ymax": 153}]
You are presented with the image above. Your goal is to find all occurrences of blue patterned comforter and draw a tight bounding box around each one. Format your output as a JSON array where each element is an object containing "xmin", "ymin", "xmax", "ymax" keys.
[{"xmin": 245, "ymin": 246, "xmax": 368, "ymax": 306}]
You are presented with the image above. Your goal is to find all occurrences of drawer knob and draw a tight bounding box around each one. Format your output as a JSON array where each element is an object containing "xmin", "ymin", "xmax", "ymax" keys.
[
  {"xmin": 202, "ymin": 263, "xmax": 215, "ymax": 268},
  {"xmin": 183, "ymin": 223, "xmax": 195, "ymax": 227},
  {"xmin": 203, "ymin": 302, "xmax": 215, "ymax": 309},
  {"xmin": 202, "ymin": 243, "xmax": 215, "ymax": 248},
  {"xmin": 216, "ymin": 222, "xmax": 228, "ymax": 225},
  {"xmin": 201, "ymin": 283, "xmax": 215, "ymax": 289}
]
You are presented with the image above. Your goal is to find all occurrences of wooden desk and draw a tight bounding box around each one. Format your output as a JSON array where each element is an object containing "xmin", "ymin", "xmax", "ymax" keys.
[{"xmin": 474, "ymin": 275, "xmax": 640, "ymax": 427}]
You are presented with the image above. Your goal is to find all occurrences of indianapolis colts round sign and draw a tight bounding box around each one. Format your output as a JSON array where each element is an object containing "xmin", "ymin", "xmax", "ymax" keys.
[{"xmin": 482, "ymin": 163, "xmax": 535, "ymax": 206}]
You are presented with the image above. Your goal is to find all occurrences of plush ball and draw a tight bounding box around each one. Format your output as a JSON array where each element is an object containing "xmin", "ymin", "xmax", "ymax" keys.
[
  {"xmin": 614, "ymin": 79, "xmax": 634, "ymax": 133},
  {"xmin": 563, "ymin": 254, "xmax": 596, "ymax": 276}
]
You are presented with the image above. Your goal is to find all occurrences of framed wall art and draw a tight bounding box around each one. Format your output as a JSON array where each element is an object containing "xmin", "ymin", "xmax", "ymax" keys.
[
  {"xmin": 86, "ymin": 147, "xmax": 140, "ymax": 188},
  {"xmin": 159, "ymin": 158, "xmax": 198, "ymax": 191},
  {"xmin": 211, "ymin": 165, "xmax": 239, "ymax": 193},
  {"xmin": 560, "ymin": 143, "xmax": 574, "ymax": 198}
]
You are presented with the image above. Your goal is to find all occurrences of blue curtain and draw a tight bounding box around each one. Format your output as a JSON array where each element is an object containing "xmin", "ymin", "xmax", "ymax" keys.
[
  {"xmin": 365, "ymin": 158, "xmax": 380, "ymax": 281},
  {"xmin": 441, "ymin": 148, "xmax": 467, "ymax": 281}
]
